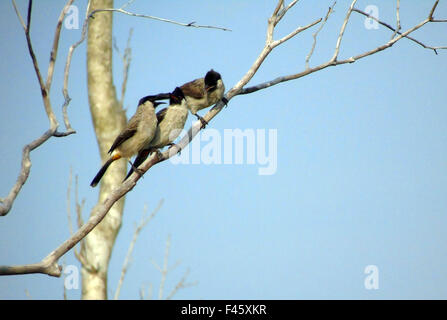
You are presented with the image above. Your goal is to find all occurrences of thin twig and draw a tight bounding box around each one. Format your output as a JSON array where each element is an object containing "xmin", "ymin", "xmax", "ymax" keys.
[
  {"xmin": 89, "ymin": 7, "xmax": 231, "ymax": 31},
  {"xmin": 353, "ymin": 8, "xmax": 446, "ymax": 54},
  {"xmin": 158, "ymin": 235, "xmax": 171, "ymax": 300},
  {"xmin": 391, "ymin": 0, "xmax": 401, "ymax": 39},
  {"xmin": 306, "ymin": 2, "xmax": 336, "ymax": 69},
  {"xmin": 331, "ymin": 0, "xmax": 357, "ymax": 62},
  {"xmin": 46, "ymin": 0, "xmax": 75, "ymax": 93},
  {"xmin": 166, "ymin": 268, "xmax": 198, "ymax": 300},
  {"xmin": 113, "ymin": 28, "xmax": 133, "ymax": 109},
  {"xmin": 62, "ymin": 0, "xmax": 93, "ymax": 134},
  {"xmin": 66, "ymin": 170, "xmax": 87, "ymax": 267},
  {"xmin": 114, "ymin": 200, "xmax": 164, "ymax": 300}
]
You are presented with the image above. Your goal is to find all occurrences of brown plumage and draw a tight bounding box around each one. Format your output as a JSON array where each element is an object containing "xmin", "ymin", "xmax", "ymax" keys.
[
  {"xmin": 124, "ymin": 87, "xmax": 188, "ymax": 181},
  {"xmin": 143, "ymin": 70, "xmax": 225, "ymax": 127},
  {"xmin": 90, "ymin": 98, "xmax": 164, "ymax": 187}
]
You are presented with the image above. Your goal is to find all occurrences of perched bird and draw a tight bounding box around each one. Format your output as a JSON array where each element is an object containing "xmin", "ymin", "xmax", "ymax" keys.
[
  {"xmin": 90, "ymin": 97, "xmax": 164, "ymax": 187},
  {"xmin": 181, "ymin": 69, "xmax": 226, "ymax": 126},
  {"xmin": 124, "ymin": 87, "xmax": 188, "ymax": 181},
  {"xmin": 146, "ymin": 69, "xmax": 226, "ymax": 127}
]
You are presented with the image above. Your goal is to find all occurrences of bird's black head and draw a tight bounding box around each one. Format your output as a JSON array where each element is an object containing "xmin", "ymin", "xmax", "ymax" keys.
[
  {"xmin": 138, "ymin": 95, "xmax": 165, "ymax": 108},
  {"xmin": 169, "ymin": 87, "xmax": 185, "ymax": 105},
  {"xmin": 204, "ymin": 69, "xmax": 222, "ymax": 91}
]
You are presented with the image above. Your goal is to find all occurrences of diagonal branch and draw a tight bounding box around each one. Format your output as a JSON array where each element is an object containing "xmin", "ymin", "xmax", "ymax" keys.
[
  {"xmin": 61, "ymin": 0, "xmax": 92, "ymax": 133},
  {"xmin": 113, "ymin": 28, "xmax": 133, "ymax": 109},
  {"xmin": 2, "ymin": 0, "xmax": 76, "ymax": 217},
  {"xmin": 12, "ymin": 0, "xmax": 58, "ymax": 129},
  {"xmin": 240, "ymin": 0, "xmax": 446, "ymax": 95},
  {"xmin": 46, "ymin": 0, "xmax": 75, "ymax": 93},
  {"xmin": 306, "ymin": 1, "xmax": 337, "ymax": 69},
  {"xmin": 2, "ymin": 0, "xmax": 445, "ymax": 276},
  {"xmin": 391, "ymin": 0, "xmax": 401, "ymax": 39},
  {"xmin": 353, "ymin": 8, "xmax": 447, "ymax": 54},
  {"xmin": 331, "ymin": 0, "xmax": 357, "ymax": 62}
]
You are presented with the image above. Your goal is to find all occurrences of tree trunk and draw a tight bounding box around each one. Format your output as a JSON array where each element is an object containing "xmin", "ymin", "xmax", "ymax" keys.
[{"xmin": 82, "ymin": 0, "xmax": 127, "ymax": 300}]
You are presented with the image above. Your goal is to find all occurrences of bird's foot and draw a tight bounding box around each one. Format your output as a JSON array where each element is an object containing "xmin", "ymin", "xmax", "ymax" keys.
[
  {"xmin": 128, "ymin": 160, "xmax": 145, "ymax": 178},
  {"xmin": 196, "ymin": 114, "xmax": 208, "ymax": 128},
  {"xmin": 167, "ymin": 143, "xmax": 181, "ymax": 156},
  {"xmin": 155, "ymin": 149, "xmax": 164, "ymax": 160},
  {"xmin": 221, "ymin": 97, "xmax": 229, "ymax": 107}
]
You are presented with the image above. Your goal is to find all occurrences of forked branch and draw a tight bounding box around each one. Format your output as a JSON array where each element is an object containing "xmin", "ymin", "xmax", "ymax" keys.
[{"xmin": 2, "ymin": 0, "xmax": 446, "ymax": 276}]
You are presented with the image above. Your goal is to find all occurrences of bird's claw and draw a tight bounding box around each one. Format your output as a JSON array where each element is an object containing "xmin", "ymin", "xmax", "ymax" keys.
[
  {"xmin": 196, "ymin": 115, "xmax": 208, "ymax": 128},
  {"xmin": 155, "ymin": 149, "xmax": 164, "ymax": 160},
  {"xmin": 168, "ymin": 143, "xmax": 181, "ymax": 156},
  {"xmin": 128, "ymin": 161, "xmax": 145, "ymax": 179}
]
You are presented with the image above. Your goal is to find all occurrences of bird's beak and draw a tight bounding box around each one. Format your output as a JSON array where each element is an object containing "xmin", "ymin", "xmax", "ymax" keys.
[{"xmin": 154, "ymin": 101, "xmax": 166, "ymax": 107}]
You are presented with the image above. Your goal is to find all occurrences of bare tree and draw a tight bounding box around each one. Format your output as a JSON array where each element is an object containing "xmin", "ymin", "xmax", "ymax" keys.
[{"xmin": 1, "ymin": 0, "xmax": 445, "ymax": 300}]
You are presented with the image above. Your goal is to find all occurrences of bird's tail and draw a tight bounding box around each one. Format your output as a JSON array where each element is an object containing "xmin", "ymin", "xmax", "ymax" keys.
[
  {"xmin": 123, "ymin": 149, "xmax": 152, "ymax": 181},
  {"xmin": 90, "ymin": 155, "xmax": 120, "ymax": 187}
]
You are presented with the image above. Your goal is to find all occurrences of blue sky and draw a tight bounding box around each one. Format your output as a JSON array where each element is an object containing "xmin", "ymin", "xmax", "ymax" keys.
[{"xmin": 0, "ymin": 0, "xmax": 446, "ymax": 299}]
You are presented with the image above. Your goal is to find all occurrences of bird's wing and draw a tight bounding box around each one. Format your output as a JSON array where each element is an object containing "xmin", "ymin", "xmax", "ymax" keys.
[
  {"xmin": 108, "ymin": 116, "xmax": 139, "ymax": 154},
  {"xmin": 156, "ymin": 107, "xmax": 168, "ymax": 123},
  {"xmin": 181, "ymin": 78, "xmax": 205, "ymax": 99}
]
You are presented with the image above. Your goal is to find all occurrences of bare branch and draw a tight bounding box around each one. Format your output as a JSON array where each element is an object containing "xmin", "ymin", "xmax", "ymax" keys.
[
  {"xmin": 2, "ymin": 0, "xmax": 76, "ymax": 216},
  {"xmin": 272, "ymin": 0, "xmax": 284, "ymax": 19},
  {"xmin": 158, "ymin": 235, "xmax": 171, "ymax": 300},
  {"xmin": 353, "ymin": 8, "xmax": 446, "ymax": 54},
  {"xmin": 13, "ymin": 0, "xmax": 58, "ymax": 129},
  {"xmin": 46, "ymin": 0, "xmax": 75, "ymax": 93},
  {"xmin": 89, "ymin": 7, "xmax": 231, "ymax": 32},
  {"xmin": 139, "ymin": 283, "xmax": 153, "ymax": 300},
  {"xmin": 113, "ymin": 200, "xmax": 164, "ymax": 300},
  {"xmin": 331, "ymin": 0, "xmax": 357, "ymax": 62},
  {"xmin": 274, "ymin": 17, "xmax": 322, "ymax": 46},
  {"xmin": 1, "ymin": 170, "xmax": 134, "ymax": 276},
  {"xmin": 66, "ymin": 167, "xmax": 74, "ymax": 236},
  {"xmin": 306, "ymin": 2, "xmax": 336, "ymax": 69},
  {"xmin": 241, "ymin": 3, "xmax": 446, "ymax": 95},
  {"xmin": 66, "ymin": 170, "xmax": 88, "ymax": 267},
  {"xmin": 391, "ymin": 0, "xmax": 401, "ymax": 39},
  {"xmin": 61, "ymin": 0, "xmax": 92, "ymax": 134},
  {"xmin": 11, "ymin": 0, "xmax": 26, "ymax": 30},
  {"xmin": 2, "ymin": 0, "xmax": 445, "ymax": 276},
  {"xmin": 113, "ymin": 28, "xmax": 133, "ymax": 109},
  {"xmin": 74, "ymin": 175, "xmax": 85, "ymax": 229},
  {"xmin": 428, "ymin": 0, "xmax": 439, "ymax": 20},
  {"xmin": 275, "ymin": 0, "xmax": 300, "ymax": 25},
  {"xmin": 0, "ymin": 129, "xmax": 54, "ymax": 216},
  {"xmin": 166, "ymin": 268, "xmax": 198, "ymax": 300}
]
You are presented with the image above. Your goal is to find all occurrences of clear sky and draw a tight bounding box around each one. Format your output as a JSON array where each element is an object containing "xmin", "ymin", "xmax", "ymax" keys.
[{"xmin": 0, "ymin": 0, "xmax": 446, "ymax": 299}]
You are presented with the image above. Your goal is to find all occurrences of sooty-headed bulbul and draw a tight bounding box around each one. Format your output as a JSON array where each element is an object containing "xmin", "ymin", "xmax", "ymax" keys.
[
  {"xmin": 90, "ymin": 97, "xmax": 164, "ymax": 187},
  {"xmin": 124, "ymin": 87, "xmax": 188, "ymax": 181},
  {"xmin": 146, "ymin": 69, "xmax": 225, "ymax": 127}
]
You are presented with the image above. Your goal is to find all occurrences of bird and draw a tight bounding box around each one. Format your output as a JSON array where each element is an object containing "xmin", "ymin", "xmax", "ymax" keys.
[
  {"xmin": 124, "ymin": 86, "xmax": 188, "ymax": 181},
  {"xmin": 145, "ymin": 69, "xmax": 226, "ymax": 127},
  {"xmin": 90, "ymin": 96, "xmax": 164, "ymax": 187},
  {"xmin": 181, "ymin": 69, "xmax": 226, "ymax": 127}
]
